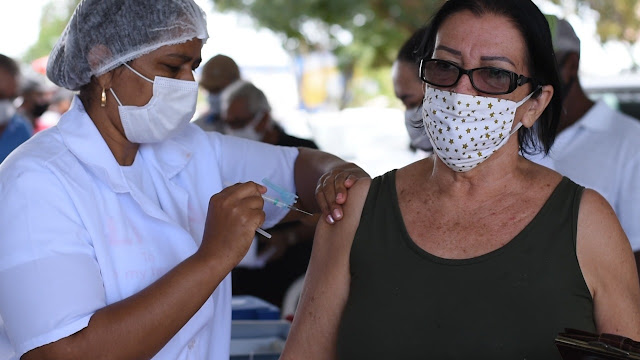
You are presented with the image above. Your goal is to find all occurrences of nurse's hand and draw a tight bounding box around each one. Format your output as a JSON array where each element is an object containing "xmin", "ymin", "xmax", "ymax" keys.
[
  {"xmin": 200, "ymin": 182, "xmax": 267, "ymax": 270},
  {"xmin": 315, "ymin": 163, "xmax": 370, "ymax": 224}
]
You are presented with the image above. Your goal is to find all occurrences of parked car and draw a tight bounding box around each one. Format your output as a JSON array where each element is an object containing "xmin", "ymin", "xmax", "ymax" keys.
[{"xmin": 583, "ymin": 72, "xmax": 640, "ymax": 121}]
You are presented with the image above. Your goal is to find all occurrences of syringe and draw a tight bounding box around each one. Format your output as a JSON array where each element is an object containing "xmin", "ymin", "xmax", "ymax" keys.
[
  {"xmin": 261, "ymin": 194, "xmax": 314, "ymax": 216},
  {"xmin": 254, "ymin": 197, "xmax": 312, "ymax": 238},
  {"xmin": 221, "ymin": 181, "xmax": 312, "ymax": 239}
]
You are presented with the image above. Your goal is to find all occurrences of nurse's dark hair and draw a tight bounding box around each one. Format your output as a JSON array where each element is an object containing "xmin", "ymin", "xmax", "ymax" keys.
[{"xmin": 416, "ymin": 0, "xmax": 561, "ymax": 155}]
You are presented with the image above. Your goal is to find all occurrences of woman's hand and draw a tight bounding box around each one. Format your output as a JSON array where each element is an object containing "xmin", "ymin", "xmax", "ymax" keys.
[
  {"xmin": 200, "ymin": 182, "xmax": 267, "ymax": 270},
  {"xmin": 315, "ymin": 163, "xmax": 370, "ymax": 224}
]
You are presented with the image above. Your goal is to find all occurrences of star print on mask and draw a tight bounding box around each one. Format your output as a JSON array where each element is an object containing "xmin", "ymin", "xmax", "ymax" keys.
[{"xmin": 422, "ymin": 86, "xmax": 536, "ymax": 172}]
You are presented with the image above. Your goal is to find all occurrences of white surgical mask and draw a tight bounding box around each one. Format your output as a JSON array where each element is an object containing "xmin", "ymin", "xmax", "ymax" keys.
[
  {"xmin": 405, "ymin": 106, "xmax": 433, "ymax": 151},
  {"xmin": 0, "ymin": 99, "xmax": 16, "ymax": 126},
  {"xmin": 422, "ymin": 86, "xmax": 535, "ymax": 172},
  {"xmin": 110, "ymin": 63, "xmax": 198, "ymax": 143},
  {"xmin": 223, "ymin": 112, "xmax": 265, "ymax": 141}
]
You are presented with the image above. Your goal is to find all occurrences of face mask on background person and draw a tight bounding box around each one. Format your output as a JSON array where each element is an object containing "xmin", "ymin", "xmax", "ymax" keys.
[
  {"xmin": 110, "ymin": 63, "xmax": 198, "ymax": 144},
  {"xmin": 404, "ymin": 106, "xmax": 433, "ymax": 152},
  {"xmin": 223, "ymin": 111, "xmax": 265, "ymax": 142},
  {"xmin": 0, "ymin": 99, "xmax": 17, "ymax": 126},
  {"xmin": 422, "ymin": 86, "xmax": 536, "ymax": 172},
  {"xmin": 31, "ymin": 102, "xmax": 50, "ymax": 119},
  {"xmin": 207, "ymin": 93, "xmax": 221, "ymax": 120}
]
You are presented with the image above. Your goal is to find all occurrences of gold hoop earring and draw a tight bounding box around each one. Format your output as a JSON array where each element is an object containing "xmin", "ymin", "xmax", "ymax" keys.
[{"xmin": 101, "ymin": 88, "xmax": 107, "ymax": 107}]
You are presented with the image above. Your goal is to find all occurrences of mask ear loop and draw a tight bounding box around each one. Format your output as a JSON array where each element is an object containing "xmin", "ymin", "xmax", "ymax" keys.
[
  {"xmin": 511, "ymin": 85, "xmax": 543, "ymax": 135},
  {"xmin": 109, "ymin": 63, "xmax": 156, "ymax": 107},
  {"xmin": 514, "ymin": 87, "xmax": 539, "ymax": 107},
  {"xmin": 109, "ymin": 88, "xmax": 124, "ymax": 107},
  {"xmin": 509, "ymin": 122, "xmax": 524, "ymax": 135},
  {"xmin": 122, "ymin": 63, "xmax": 154, "ymax": 84}
]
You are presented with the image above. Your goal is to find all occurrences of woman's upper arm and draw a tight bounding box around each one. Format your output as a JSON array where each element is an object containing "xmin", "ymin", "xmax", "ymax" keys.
[
  {"xmin": 281, "ymin": 178, "xmax": 371, "ymax": 360},
  {"xmin": 577, "ymin": 189, "xmax": 640, "ymax": 340}
]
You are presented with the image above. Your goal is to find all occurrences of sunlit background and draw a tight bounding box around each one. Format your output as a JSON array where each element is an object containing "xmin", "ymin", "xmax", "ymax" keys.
[{"xmin": 2, "ymin": 0, "xmax": 640, "ymax": 177}]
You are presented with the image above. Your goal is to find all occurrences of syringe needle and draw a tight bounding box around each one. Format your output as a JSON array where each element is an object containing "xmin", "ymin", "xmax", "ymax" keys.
[
  {"xmin": 262, "ymin": 195, "xmax": 314, "ymax": 216},
  {"xmin": 290, "ymin": 206, "xmax": 314, "ymax": 216}
]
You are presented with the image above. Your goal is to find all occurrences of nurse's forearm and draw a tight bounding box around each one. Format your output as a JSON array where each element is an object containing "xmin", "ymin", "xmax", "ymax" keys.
[
  {"xmin": 294, "ymin": 147, "xmax": 357, "ymax": 213},
  {"xmin": 21, "ymin": 253, "xmax": 232, "ymax": 360}
]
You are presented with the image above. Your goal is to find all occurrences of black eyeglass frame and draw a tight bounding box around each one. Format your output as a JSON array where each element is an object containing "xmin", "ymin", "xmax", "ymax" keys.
[{"xmin": 419, "ymin": 58, "xmax": 538, "ymax": 95}]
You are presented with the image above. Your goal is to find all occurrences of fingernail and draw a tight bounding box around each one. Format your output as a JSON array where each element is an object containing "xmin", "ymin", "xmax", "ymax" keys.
[
  {"xmin": 336, "ymin": 193, "xmax": 344, "ymax": 201},
  {"xmin": 333, "ymin": 209, "xmax": 342, "ymax": 220},
  {"xmin": 326, "ymin": 215, "xmax": 335, "ymax": 224}
]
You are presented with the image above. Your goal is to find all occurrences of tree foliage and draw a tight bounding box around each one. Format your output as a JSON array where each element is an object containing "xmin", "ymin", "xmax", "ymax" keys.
[
  {"xmin": 26, "ymin": 0, "xmax": 640, "ymax": 69},
  {"xmin": 551, "ymin": 0, "xmax": 640, "ymax": 44},
  {"xmin": 214, "ymin": 0, "xmax": 640, "ymax": 70},
  {"xmin": 23, "ymin": 0, "xmax": 80, "ymax": 63},
  {"xmin": 213, "ymin": 0, "xmax": 445, "ymax": 69}
]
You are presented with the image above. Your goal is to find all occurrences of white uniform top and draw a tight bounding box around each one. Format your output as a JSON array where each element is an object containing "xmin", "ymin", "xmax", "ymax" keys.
[
  {"xmin": 529, "ymin": 100, "xmax": 640, "ymax": 251},
  {"xmin": 0, "ymin": 96, "xmax": 298, "ymax": 359}
]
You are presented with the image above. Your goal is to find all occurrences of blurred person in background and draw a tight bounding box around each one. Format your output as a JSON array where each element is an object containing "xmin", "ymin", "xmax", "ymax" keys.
[
  {"xmin": 221, "ymin": 79, "xmax": 320, "ymax": 309},
  {"xmin": 193, "ymin": 54, "xmax": 241, "ymax": 132},
  {"xmin": 0, "ymin": 54, "xmax": 32, "ymax": 163},
  {"xmin": 392, "ymin": 25, "xmax": 433, "ymax": 155},
  {"xmin": 221, "ymin": 80, "xmax": 318, "ymax": 148},
  {"xmin": 36, "ymin": 87, "xmax": 75, "ymax": 132},
  {"xmin": 16, "ymin": 71, "xmax": 54, "ymax": 131},
  {"xmin": 530, "ymin": 15, "xmax": 640, "ymax": 281}
]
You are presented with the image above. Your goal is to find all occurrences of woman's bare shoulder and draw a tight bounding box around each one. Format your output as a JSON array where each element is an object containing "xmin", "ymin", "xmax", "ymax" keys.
[{"xmin": 578, "ymin": 188, "xmax": 625, "ymax": 239}]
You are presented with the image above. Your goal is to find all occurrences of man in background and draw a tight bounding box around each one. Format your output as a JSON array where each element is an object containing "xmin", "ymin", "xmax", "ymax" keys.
[
  {"xmin": 221, "ymin": 80, "xmax": 318, "ymax": 148},
  {"xmin": 193, "ymin": 54, "xmax": 241, "ymax": 132},
  {"xmin": 0, "ymin": 54, "xmax": 32, "ymax": 163},
  {"xmin": 391, "ymin": 25, "xmax": 432, "ymax": 154},
  {"xmin": 531, "ymin": 16, "xmax": 640, "ymax": 279}
]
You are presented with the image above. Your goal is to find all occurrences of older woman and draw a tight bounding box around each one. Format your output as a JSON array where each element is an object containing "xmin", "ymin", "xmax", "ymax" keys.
[
  {"xmin": 0, "ymin": 1, "xmax": 363, "ymax": 359},
  {"xmin": 281, "ymin": 0, "xmax": 640, "ymax": 359}
]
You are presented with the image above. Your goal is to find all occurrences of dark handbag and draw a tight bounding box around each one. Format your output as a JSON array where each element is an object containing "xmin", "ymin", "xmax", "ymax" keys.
[{"xmin": 556, "ymin": 328, "xmax": 640, "ymax": 359}]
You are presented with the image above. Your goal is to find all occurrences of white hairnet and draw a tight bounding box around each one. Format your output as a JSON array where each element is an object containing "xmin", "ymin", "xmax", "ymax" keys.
[{"xmin": 47, "ymin": 0, "xmax": 208, "ymax": 91}]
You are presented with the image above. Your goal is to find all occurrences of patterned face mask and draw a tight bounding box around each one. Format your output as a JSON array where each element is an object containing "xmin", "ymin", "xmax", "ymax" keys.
[{"xmin": 422, "ymin": 86, "xmax": 535, "ymax": 172}]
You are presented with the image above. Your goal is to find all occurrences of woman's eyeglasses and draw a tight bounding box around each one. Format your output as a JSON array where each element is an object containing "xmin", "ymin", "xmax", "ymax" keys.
[{"xmin": 419, "ymin": 59, "xmax": 537, "ymax": 95}]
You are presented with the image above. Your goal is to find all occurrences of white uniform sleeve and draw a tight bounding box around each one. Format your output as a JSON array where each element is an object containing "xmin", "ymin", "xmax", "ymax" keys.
[
  {"xmin": 0, "ymin": 166, "xmax": 105, "ymax": 358},
  {"xmin": 210, "ymin": 133, "xmax": 299, "ymax": 229},
  {"xmin": 618, "ymin": 153, "xmax": 640, "ymax": 252}
]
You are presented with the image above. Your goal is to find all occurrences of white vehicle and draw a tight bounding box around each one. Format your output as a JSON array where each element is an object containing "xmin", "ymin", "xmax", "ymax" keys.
[{"xmin": 583, "ymin": 72, "xmax": 640, "ymax": 120}]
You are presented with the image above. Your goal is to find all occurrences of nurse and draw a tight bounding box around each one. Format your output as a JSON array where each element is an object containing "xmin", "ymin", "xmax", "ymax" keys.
[{"xmin": 0, "ymin": 0, "xmax": 364, "ymax": 359}]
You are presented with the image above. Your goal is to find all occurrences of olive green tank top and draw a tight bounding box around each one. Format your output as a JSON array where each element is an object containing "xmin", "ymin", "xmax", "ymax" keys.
[{"xmin": 336, "ymin": 170, "xmax": 595, "ymax": 360}]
